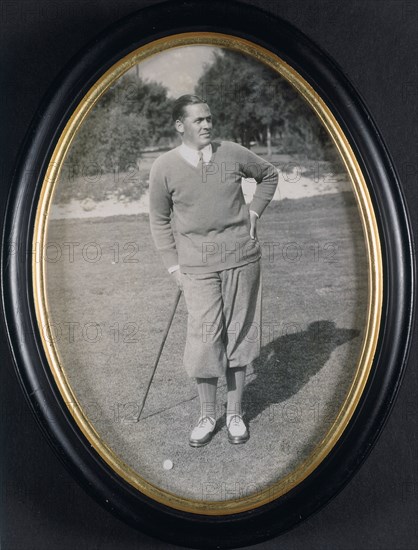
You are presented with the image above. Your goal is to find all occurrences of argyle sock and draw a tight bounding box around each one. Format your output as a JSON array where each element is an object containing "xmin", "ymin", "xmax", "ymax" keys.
[
  {"xmin": 196, "ymin": 377, "xmax": 218, "ymax": 419},
  {"xmin": 226, "ymin": 366, "xmax": 247, "ymax": 424}
]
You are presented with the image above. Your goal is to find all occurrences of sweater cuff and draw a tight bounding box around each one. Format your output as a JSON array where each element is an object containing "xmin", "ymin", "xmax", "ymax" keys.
[
  {"xmin": 249, "ymin": 197, "xmax": 270, "ymax": 218},
  {"xmin": 161, "ymin": 249, "xmax": 179, "ymax": 271}
]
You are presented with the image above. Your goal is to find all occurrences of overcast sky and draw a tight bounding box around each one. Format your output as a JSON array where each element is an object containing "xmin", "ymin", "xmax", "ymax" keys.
[{"xmin": 127, "ymin": 45, "xmax": 219, "ymax": 98}]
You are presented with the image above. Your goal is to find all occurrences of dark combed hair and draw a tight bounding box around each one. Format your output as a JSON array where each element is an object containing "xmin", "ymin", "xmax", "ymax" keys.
[{"xmin": 171, "ymin": 94, "xmax": 208, "ymax": 122}]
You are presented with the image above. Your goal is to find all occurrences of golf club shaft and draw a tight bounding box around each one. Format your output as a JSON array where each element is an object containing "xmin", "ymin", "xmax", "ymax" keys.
[{"xmin": 137, "ymin": 287, "xmax": 182, "ymax": 421}]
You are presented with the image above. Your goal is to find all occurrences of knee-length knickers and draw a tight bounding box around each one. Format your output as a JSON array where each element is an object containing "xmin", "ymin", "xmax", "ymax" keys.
[{"xmin": 180, "ymin": 258, "xmax": 262, "ymax": 378}]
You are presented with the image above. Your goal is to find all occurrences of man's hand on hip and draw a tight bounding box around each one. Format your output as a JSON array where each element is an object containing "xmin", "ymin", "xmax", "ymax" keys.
[{"xmin": 249, "ymin": 210, "xmax": 259, "ymax": 240}]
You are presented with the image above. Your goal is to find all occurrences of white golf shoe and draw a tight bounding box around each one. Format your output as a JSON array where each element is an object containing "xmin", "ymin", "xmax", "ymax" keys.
[
  {"xmin": 227, "ymin": 414, "xmax": 249, "ymax": 444},
  {"xmin": 189, "ymin": 416, "xmax": 216, "ymax": 447}
]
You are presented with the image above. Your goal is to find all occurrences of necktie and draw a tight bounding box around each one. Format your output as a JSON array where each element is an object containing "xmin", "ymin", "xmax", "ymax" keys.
[{"xmin": 197, "ymin": 150, "xmax": 203, "ymax": 167}]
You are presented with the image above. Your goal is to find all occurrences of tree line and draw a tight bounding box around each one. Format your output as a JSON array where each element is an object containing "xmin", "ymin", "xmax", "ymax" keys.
[{"xmin": 66, "ymin": 49, "xmax": 336, "ymax": 174}]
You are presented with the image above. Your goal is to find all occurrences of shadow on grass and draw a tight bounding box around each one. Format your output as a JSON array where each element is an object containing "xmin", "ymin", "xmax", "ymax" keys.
[{"xmin": 216, "ymin": 320, "xmax": 360, "ymax": 429}]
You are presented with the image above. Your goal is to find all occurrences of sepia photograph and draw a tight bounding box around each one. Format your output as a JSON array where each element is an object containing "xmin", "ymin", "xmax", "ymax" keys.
[
  {"xmin": 2, "ymin": 1, "xmax": 415, "ymax": 547},
  {"xmin": 41, "ymin": 40, "xmax": 370, "ymax": 508}
]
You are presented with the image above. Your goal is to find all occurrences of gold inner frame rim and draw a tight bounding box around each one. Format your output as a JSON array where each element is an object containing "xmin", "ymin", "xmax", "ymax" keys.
[{"xmin": 32, "ymin": 32, "xmax": 383, "ymax": 515}]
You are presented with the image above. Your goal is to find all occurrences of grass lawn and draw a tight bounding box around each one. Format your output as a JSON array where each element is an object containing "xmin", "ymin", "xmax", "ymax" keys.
[{"xmin": 44, "ymin": 191, "xmax": 368, "ymax": 502}]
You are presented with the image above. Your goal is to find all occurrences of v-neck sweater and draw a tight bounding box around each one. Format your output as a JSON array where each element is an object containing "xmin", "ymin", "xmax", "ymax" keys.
[{"xmin": 149, "ymin": 140, "xmax": 278, "ymax": 273}]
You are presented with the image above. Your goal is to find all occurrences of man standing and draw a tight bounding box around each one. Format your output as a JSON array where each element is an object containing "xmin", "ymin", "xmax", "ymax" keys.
[{"xmin": 149, "ymin": 94, "xmax": 278, "ymax": 447}]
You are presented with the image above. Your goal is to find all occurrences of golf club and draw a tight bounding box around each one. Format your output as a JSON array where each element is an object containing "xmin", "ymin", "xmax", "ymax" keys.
[{"xmin": 137, "ymin": 287, "xmax": 182, "ymax": 422}]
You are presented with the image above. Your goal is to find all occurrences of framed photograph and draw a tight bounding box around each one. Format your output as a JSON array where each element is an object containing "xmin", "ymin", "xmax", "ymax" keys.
[{"xmin": 1, "ymin": 1, "xmax": 415, "ymax": 548}]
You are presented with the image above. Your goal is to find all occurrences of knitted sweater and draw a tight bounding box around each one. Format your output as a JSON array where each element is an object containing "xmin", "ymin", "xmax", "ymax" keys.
[{"xmin": 149, "ymin": 140, "xmax": 278, "ymax": 273}]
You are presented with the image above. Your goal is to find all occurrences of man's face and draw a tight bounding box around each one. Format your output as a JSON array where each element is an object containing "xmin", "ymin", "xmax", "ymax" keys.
[{"xmin": 176, "ymin": 103, "xmax": 212, "ymax": 149}]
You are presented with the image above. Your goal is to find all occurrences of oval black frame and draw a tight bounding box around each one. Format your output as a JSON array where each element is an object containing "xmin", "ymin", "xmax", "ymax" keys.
[{"xmin": 1, "ymin": 1, "xmax": 415, "ymax": 548}]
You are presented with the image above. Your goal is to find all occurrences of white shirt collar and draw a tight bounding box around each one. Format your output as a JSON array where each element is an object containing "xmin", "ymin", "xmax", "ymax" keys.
[{"xmin": 178, "ymin": 142, "xmax": 212, "ymax": 167}]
